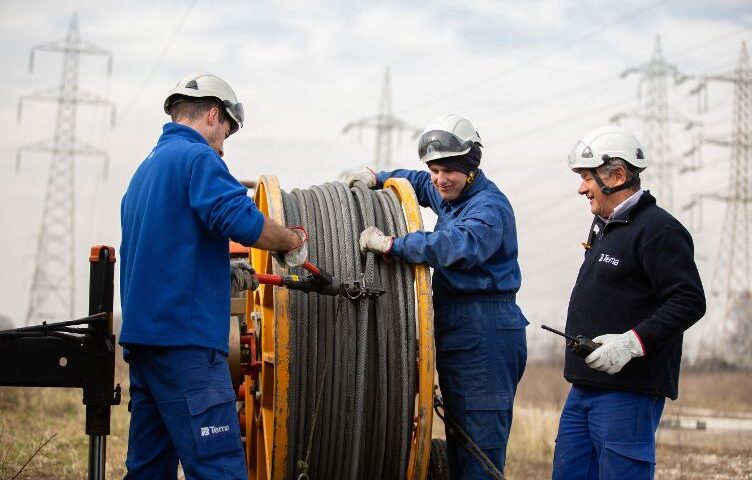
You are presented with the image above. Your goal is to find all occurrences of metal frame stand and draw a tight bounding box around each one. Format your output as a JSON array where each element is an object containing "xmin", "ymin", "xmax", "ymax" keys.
[{"xmin": 0, "ymin": 245, "xmax": 120, "ymax": 480}]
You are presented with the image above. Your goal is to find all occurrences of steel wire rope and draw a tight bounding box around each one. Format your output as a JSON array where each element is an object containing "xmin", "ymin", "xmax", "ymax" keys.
[
  {"xmin": 282, "ymin": 190, "xmax": 307, "ymax": 477},
  {"xmin": 373, "ymin": 191, "xmax": 400, "ymax": 479},
  {"xmin": 376, "ymin": 189, "xmax": 412, "ymax": 479},
  {"xmin": 315, "ymin": 183, "xmax": 346, "ymax": 480},
  {"xmin": 299, "ymin": 187, "xmax": 320, "ymax": 474},
  {"xmin": 277, "ymin": 181, "xmax": 417, "ymax": 479},
  {"xmin": 350, "ymin": 182, "xmax": 377, "ymax": 479},
  {"xmin": 333, "ymin": 180, "xmax": 360, "ymax": 479},
  {"xmin": 305, "ymin": 185, "xmax": 334, "ymax": 479}
]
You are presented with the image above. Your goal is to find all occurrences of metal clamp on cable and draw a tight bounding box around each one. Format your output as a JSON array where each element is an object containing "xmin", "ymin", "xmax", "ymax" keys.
[{"xmin": 342, "ymin": 275, "xmax": 385, "ymax": 300}]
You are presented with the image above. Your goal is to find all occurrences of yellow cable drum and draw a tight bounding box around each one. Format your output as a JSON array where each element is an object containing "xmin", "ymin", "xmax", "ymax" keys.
[{"xmin": 236, "ymin": 176, "xmax": 435, "ymax": 480}]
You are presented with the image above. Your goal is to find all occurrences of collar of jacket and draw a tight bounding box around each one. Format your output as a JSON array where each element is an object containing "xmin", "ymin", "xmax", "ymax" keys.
[
  {"xmin": 160, "ymin": 122, "xmax": 210, "ymax": 147},
  {"xmin": 442, "ymin": 169, "xmax": 489, "ymax": 208},
  {"xmin": 609, "ymin": 190, "xmax": 656, "ymax": 224}
]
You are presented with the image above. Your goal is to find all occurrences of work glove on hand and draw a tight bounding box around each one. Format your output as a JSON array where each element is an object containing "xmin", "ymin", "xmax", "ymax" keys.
[
  {"xmin": 272, "ymin": 226, "xmax": 309, "ymax": 268},
  {"xmin": 585, "ymin": 330, "xmax": 645, "ymax": 375},
  {"xmin": 344, "ymin": 167, "xmax": 377, "ymax": 188},
  {"xmin": 230, "ymin": 261, "xmax": 259, "ymax": 294},
  {"xmin": 359, "ymin": 226, "xmax": 393, "ymax": 255}
]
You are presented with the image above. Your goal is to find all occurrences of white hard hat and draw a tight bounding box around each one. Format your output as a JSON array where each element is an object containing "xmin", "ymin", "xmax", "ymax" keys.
[
  {"xmin": 418, "ymin": 114, "xmax": 483, "ymax": 163},
  {"xmin": 568, "ymin": 125, "xmax": 647, "ymax": 171},
  {"xmin": 164, "ymin": 72, "xmax": 244, "ymax": 135}
]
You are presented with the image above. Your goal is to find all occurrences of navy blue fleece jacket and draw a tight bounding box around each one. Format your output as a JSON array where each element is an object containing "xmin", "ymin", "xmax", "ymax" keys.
[{"xmin": 564, "ymin": 191, "xmax": 705, "ymax": 399}]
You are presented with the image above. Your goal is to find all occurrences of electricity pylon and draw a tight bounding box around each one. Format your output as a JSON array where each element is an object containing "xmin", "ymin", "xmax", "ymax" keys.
[
  {"xmin": 611, "ymin": 36, "xmax": 694, "ymax": 212},
  {"xmin": 343, "ymin": 67, "xmax": 420, "ymax": 170},
  {"xmin": 686, "ymin": 42, "xmax": 751, "ymax": 365},
  {"xmin": 17, "ymin": 13, "xmax": 115, "ymax": 325}
]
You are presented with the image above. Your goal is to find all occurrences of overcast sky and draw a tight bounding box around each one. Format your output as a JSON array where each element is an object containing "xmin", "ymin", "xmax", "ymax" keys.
[{"xmin": 0, "ymin": 0, "xmax": 749, "ymax": 355}]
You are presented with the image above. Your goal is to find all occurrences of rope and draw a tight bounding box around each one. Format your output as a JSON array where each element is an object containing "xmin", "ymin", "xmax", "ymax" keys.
[{"xmin": 278, "ymin": 181, "xmax": 416, "ymax": 480}]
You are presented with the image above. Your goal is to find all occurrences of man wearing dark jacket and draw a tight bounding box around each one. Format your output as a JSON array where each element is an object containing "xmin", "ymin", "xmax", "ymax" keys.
[{"xmin": 552, "ymin": 125, "xmax": 706, "ymax": 479}]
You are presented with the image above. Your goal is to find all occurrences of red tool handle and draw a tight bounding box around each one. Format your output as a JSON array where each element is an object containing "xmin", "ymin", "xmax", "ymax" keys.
[
  {"xmin": 302, "ymin": 261, "xmax": 320, "ymax": 276},
  {"xmin": 255, "ymin": 273, "xmax": 284, "ymax": 286}
]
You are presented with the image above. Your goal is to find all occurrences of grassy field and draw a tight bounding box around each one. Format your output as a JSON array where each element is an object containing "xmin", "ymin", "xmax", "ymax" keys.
[
  {"xmin": 505, "ymin": 363, "xmax": 752, "ymax": 479},
  {"xmin": 0, "ymin": 360, "xmax": 750, "ymax": 479}
]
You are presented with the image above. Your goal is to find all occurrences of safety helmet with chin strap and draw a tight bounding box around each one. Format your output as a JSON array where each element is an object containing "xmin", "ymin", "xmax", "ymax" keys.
[
  {"xmin": 164, "ymin": 72, "xmax": 244, "ymax": 135},
  {"xmin": 568, "ymin": 125, "xmax": 648, "ymax": 195},
  {"xmin": 418, "ymin": 114, "xmax": 483, "ymax": 163}
]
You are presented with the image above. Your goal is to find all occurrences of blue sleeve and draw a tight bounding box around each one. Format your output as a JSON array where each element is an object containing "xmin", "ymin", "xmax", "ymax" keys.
[
  {"xmin": 188, "ymin": 150, "xmax": 265, "ymax": 246},
  {"xmin": 376, "ymin": 169, "xmax": 437, "ymax": 209},
  {"xmin": 390, "ymin": 200, "xmax": 504, "ymax": 268}
]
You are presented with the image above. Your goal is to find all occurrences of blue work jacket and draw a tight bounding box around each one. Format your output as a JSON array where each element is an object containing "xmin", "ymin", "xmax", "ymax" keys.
[
  {"xmin": 120, "ymin": 123, "xmax": 265, "ymax": 354},
  {"xmin": 375, "ymin": 169, "xmax": 521, "ymax": 297}
]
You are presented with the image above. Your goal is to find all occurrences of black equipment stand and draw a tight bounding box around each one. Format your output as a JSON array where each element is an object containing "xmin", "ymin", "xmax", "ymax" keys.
[{"xmin": 0, "ymin": 245, "xmax": 121, "ymax": 480}]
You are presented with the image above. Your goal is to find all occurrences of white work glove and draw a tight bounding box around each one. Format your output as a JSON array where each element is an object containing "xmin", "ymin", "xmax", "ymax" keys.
[
  {"xmin": 230, "ymin": 261, "xmax": 259, "ymax": 294},
  {"xmin": 585, "ymin": 330, "xmax": 645, "ymax": 375},
  {"xmin": 344, "ymin": 167, "xmax": 377, "ymax": 188},
  {"xmin": 359, "ymin": 226, "xmax": 394, "ymax": 255},
  {"xmin": 272, "ymin": 226, "xmax": 309, "ymax": 268}
]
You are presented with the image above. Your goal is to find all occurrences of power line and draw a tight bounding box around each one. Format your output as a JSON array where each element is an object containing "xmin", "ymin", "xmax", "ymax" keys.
[
  {"xmin": 400, "ymin": 0, "xmax": 670, "ymax": 114},
  {"xmin": 118, "ymin": 0, "xmax": 198, "ymax": 123}
]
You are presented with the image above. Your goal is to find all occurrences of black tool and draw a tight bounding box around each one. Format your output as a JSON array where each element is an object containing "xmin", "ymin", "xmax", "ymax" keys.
[
  {"xmin": 541, "ymin": 324, "xmax": 601, "ymax": 358},
  {"xmin": 256, "ymin": 261, "xmax": 385, "ymax": 300},
  {"xmin": 0, "ymin": 245, "xmax": 120, "ymax": 480}
]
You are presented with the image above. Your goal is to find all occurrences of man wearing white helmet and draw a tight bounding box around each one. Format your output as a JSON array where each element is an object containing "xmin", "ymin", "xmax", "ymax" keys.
[
  {"xmin": 120, "ymin": 72, "xmax": 308, "ymax": 479},
  {"xmin": 349, "ymin": 114, "xmax": 528, "ymax": 478},
  {"xmin": 553, "ymin": 126, "xmax": 705, "ymax": 479}
]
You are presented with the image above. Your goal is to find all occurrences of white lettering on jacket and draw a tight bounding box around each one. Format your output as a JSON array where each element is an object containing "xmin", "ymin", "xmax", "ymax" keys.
[
  {"xmin": 200, "ymin": 425, "xmax": 230, "ymax": 437},
  {"xmin": 598, "ymin": 253, "xmax": 620, "ymax": 266}
]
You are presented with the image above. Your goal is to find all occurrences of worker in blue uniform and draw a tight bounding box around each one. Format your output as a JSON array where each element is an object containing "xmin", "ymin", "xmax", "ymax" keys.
[
  {"xmin": 553, "ymin": 125, "xmax": 706, "ymax": 479},
  {"xmin": 120, "ymin": 72, "xmax": 309, "ymax": 480},
  {"xmin": 349, "ymin": 114, "xmax": 528, "ymax": 479}
]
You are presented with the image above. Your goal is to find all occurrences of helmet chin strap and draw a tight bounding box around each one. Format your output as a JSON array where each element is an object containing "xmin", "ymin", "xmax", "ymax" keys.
[{"xmin": 590, "ymin": 168, "xmax": 637, "ymax": 195}]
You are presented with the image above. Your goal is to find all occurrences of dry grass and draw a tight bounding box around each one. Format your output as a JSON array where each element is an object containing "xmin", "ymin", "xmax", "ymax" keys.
[
  {"xmin": 0, "ymin": 359, "xmax": 749, "ymax": 479},
  {"xmin": 0, "ymin": 387, "xmax": 130, "ymax": 479},
  {"xmin": 0, "ymin": 350, "xmax": 130, "ymax": 480},
  {"xmin": 503, "ymin": 362, "xmax": 752, "ymax": 479}
]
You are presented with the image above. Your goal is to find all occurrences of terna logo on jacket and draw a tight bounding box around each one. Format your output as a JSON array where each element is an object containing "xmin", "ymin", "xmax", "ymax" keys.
[{"xmin": 597, "ymin": 254, "xmax": 620, "ymax": 266}]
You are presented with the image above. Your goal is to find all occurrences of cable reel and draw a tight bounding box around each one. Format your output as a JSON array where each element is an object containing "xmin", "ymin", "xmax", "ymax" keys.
[{"xmin": 234, "ymin": 176, "xmax": 435, "ymax": 480}]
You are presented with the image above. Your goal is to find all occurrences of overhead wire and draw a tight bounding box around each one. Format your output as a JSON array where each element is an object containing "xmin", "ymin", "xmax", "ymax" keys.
[
  {"xmin": 117, "ymin": 0, "xmax": 199, "ymax": 123},
  {"xmin": 399, "ymin": 0, "xmax": 671, "ymax": 114}
]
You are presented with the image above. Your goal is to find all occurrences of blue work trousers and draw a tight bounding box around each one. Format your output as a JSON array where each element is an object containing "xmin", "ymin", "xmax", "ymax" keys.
[
  {"xmin": 435, "ymin": 296, "xmax": 528, "ymax": 479},
  {"xmin": 124, "ymin": 346, "xmax": 246, "ymax": 480},
  {"xmin": 553, "ymin": 385, "xmax": 665, "ymax": 480}
]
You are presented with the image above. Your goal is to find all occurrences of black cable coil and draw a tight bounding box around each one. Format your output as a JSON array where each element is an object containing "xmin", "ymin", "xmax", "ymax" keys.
[{"xmin": 280, "ymin": 181, "xmax": 417, "ymax": 480}]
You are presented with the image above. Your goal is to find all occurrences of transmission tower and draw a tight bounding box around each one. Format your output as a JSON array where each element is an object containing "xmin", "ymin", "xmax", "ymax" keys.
[
  {"xmin": 17, "ymin": 13, "xmax": 114, "ymax": 325},
  {"xmin": 611, "ymin": 36, "xmax": 693, "ymax": 212},
  {"xmin": 343, "ymin": 67, "xmax": 420, "ymax": 170},
  {"xmin": 686, "ymin": 42, "xmax": 751, "ymax": 364}
]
